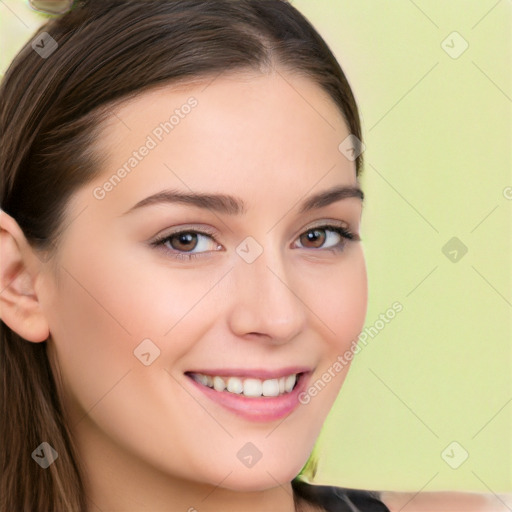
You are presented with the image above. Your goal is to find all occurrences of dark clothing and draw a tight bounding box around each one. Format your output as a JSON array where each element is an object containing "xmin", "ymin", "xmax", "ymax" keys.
[{"xmin": 292, "ymin": 479, "xmax": 391, "ymax": 512}]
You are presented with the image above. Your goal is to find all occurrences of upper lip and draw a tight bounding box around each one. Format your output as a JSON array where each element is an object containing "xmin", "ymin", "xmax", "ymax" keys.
[{"xmin": 185, "ymin": 366, "xmax": 312, "ymax": 379}]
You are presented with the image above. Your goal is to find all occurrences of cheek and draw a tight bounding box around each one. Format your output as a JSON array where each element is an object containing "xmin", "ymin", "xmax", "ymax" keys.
[
  {"xmin": 45, "ymin": 245, "xmax": 234, "ymax": 433},
  {"xmin": 44, "ymin": 269, "xmax": 136, "ymax": 421},
  {"xmin": 307, "ymin": 248, "xmax": 368, "ymax": 352}
]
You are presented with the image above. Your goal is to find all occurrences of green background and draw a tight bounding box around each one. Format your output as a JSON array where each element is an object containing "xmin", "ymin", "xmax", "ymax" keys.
[{"xmin": 1, "ymin": 0, "xmax": 510, "ymax": 493}]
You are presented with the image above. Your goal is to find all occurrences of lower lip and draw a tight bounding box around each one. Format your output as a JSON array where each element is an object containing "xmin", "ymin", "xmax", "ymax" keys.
[{"xmin": 185, "ymin": 372, "xmax": 311, "ymax": 423}]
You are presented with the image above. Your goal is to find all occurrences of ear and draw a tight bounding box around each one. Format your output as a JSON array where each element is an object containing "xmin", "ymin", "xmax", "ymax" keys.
[{"xmin": 0, "ymin": 209, "xmax": 50, "ymax": 342}]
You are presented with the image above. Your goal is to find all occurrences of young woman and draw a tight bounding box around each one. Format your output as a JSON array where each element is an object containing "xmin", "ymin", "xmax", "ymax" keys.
[{"xmin": 0, "ymin": 1, "xmax": 504, "ymax": 511}]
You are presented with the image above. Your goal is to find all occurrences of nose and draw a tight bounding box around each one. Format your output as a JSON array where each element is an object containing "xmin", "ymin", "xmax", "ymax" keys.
[{"xmin": 226, "ymin": 243, "xmax": 308, "ymax": 344}]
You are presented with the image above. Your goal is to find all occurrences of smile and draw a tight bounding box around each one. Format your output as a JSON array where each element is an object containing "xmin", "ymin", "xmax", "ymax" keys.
[
  {"xmin": 184, "ymin": 368, "xmax": 312, "ymax": 422},
  {"xmin": 188, "ymin": 372, "xmax": 299, "ymax": 397}
]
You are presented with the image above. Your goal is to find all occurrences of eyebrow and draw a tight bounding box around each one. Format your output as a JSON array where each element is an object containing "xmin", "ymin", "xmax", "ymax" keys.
[{"xmin": 122, "ymin": 185, "xmax": 363, "ymax": 216}]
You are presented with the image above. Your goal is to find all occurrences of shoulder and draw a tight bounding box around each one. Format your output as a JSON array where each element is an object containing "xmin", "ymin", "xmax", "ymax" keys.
[
  {"xmin": 379, "ymin": 490, "xmax": 512, "ymax": 512},
  {"xmin": 292, "ymin": 479, "xmax": 391, "ymax": 511},
  {"xmin": 292, "ymin": 480, "xmax": 512, "ymax": 512}
]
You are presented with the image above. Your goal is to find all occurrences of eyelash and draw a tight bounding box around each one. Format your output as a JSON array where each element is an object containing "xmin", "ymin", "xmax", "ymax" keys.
[{"xmin": 151, "ymin": 224, "xmax": 358, "ymax": 262}]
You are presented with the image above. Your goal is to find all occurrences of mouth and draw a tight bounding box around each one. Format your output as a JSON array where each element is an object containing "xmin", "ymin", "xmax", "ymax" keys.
[
  {"xmin": 183, "ymin": 368, "xmax": 312, "ymax": 422},
  {"xmin": 185, "ymin": 371, "xmax": 303, "ymax": 397}
]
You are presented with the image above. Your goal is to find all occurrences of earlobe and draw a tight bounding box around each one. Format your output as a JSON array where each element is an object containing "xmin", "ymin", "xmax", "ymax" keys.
[{"xmin": 0, "ymin": 209, "xmax": 50, "ymax": 343}]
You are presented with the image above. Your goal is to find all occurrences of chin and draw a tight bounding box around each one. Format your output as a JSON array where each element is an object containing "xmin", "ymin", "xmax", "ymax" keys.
[{"xmin": 216, "ymin": 460, "xmax": 307, "ymax": 493}]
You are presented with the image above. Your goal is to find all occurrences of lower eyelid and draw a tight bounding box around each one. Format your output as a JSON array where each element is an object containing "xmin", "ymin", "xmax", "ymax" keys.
[
  {"xmin": 156, "ymin": 232, "xmax": 219, "ymax": 252},
  {"xmin": 153, "ymin": 224, "xmax": 354, "ymax": 257}
]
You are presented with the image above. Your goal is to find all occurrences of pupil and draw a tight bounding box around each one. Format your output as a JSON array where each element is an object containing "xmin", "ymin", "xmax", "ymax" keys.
[
  {"xmin": 175, "ymin": 233, "xmax": 196, "ymax": 250},
  {"xmin": 304, "ymin": 229, "xmax": 325, "ymax": 247}
]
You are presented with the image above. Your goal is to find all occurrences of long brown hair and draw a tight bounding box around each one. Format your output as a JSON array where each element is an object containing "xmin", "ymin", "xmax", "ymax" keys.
[{"xmin": 0, "ymin": 1, "xmax": 363, "ymax": 510}]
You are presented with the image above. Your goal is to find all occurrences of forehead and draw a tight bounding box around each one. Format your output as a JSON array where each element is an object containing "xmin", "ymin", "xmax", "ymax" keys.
[{"xmin": 78, "ymin": 70, "xmax": 357, "ymax": 218}]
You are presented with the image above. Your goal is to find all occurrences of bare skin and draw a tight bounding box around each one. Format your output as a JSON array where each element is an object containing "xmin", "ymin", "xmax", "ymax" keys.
[
  {"xmin": 0, "ymin": 69, "xmax": 366, "ymax": 512},
  {"xmin": 381, "ymin": 490, "xmax": 512, "ymax": 511}
]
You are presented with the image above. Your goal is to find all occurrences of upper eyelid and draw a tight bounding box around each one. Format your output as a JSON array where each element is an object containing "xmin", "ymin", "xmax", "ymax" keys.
[
  {"xmin": 153, "ymin": 221, "xmax": 355, "ymax": 249},
  {"xmin": 155, "ymin": 220, "xmax": 352, "ymax": 238}
]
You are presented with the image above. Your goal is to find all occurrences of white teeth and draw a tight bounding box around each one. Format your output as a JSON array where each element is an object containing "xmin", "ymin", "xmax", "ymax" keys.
[
  {"xmin": 243, "ymin": 378, "xmax": 263, "ymax": 397},
  {"xmin": 196, "ymin": 374, "xmax": 209, "ymax": 387},
  {"xmin": 285, "ymin": 374, "xmax": 297, "ymax": 393},
  {"xmin": 191, "ymin": 372, "xmax": 300, "ymax": 397},
  {"xmin": 262, "ymin": 378, "xmax": 280, "ymax": 397},
  {"xmin": 213, "ymin": 376, "xmax": 226, "ymax": 392},
  {"xmin": 226, "ymin": 377, "xmax": 243, "ymax": 394}
]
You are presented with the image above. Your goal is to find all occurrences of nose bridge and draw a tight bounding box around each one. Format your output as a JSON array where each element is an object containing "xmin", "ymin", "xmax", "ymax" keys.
[{"xmin": 227, "ymin": 236, "xmax": 307, "ymax": 341}]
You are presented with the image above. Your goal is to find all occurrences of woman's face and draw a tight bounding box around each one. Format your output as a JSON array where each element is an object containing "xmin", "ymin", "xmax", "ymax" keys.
[{"xmin": 39, "ymin": 69, "xmax": 367, "ymax": 495}]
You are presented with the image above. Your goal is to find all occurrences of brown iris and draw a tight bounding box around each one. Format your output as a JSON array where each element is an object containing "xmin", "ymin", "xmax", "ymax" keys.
[
  {"xmin": 169, "ymin": 232, "xmax": 198, "ymax": 252},
  {"xmin": 299, "ymin": 228, "xmax": 326, "ymax": 249}
]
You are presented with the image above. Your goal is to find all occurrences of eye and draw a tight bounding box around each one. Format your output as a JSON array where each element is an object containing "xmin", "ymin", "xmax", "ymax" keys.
[
  {"xmin": 293, "ymin": 224, "xmax": 357, "ymax": 252},
  {"xmin": 151, "ymin": 229, "xmax": 221, "ymax": 260},
  {"xmin": 151, "ymin": 223, "xmax": 358, "ymax": 261}
]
